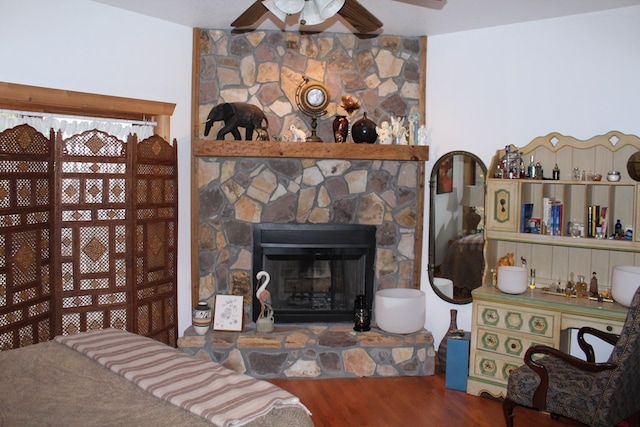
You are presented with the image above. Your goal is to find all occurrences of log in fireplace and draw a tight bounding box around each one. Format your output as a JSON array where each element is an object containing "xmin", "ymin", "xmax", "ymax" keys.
[{"xmin": 252, "ymin": 223, "xmax": 376, "ymax": 323}]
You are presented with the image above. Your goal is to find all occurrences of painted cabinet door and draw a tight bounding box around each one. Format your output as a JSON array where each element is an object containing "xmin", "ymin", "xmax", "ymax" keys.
[{"xmin": 485, "ymin": 180, "xmax": 519, "ymax": 232}]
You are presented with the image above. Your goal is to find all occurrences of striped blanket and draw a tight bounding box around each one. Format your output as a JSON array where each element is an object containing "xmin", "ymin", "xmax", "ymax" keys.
[{"xmin": 55, "ymin": 328, "xmax": 310, "ymax": 427}]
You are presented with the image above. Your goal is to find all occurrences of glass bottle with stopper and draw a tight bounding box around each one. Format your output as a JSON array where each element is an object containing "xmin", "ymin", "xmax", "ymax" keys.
[
  {"xmin": 528, "ymin": 155, "xmax": 536, "ymax": 179},
  {"xmin": 576, "ymin": 275, "xmax": 588, "ymax": 299}
]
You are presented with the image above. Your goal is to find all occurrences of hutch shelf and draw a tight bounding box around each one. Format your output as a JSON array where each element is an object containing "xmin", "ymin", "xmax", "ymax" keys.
[{"xmin": 467, "ymin": 131, "xmax": 640, "ymax": 397}]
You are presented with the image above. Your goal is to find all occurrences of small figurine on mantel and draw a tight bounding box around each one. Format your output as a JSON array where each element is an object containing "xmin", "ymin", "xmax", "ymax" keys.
[
  {"xmin": 255, "ymin": 271, "xmax": 274, "ymax": 333},
  {"xmin": 391, "ymin": 116, "xmax": 408, "ymax": 145},
  {"xmin": 376, "ymin": 121, "xmax": 393, "ymax": 145},
  {"xmin": 255, "ymin": 127, "xmax": 269, "ymax": 141},
  {"xmin": 417, "ymin": 125, "xmax": 429, "ymax": 146},
  {"xmin": 408, "ymin": 112, "xmax": 420, "ymax": 145},
  {"xmin": 288, "ymin": 125, "xmax": 307, "ymax": 142}
]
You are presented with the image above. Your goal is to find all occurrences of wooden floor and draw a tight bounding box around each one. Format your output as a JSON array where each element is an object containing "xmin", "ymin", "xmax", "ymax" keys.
[{"xmin": 268, "ymin": 369, "xmax": 583, "ymax": 427}]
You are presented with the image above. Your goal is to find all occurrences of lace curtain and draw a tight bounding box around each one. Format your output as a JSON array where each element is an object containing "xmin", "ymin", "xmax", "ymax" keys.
[{"xmin": 0, "ymin": 109, "xmax": 156, "ymax": 140}]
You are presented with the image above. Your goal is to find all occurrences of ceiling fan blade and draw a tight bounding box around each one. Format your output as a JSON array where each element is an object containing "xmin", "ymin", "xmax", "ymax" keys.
[
  {"xmin": 392, "ymin": 0, "xmax": 443, "ymax": 5},
  {"xmin": 338, "ymin": 0, "xmax": 384, "ymax": 33},
  {"xmin": 231, "ymin": 1, "xmax": 269, "ymax": 28}
]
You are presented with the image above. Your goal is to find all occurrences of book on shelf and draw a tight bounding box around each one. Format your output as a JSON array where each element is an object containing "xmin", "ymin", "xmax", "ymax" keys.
[
  {"xmin": 542, "ymin": 197, "xmax": 553, "ymax": 235},
  {"xmin": 550, "ymin": 201, "xmax": 563, "ymax": 236},
  {"xmin": 588, "ymin": 205, "xmax": 600, "ymax": 238},
  {"xmin": 521, "ymin": 203, "xmax": 533, "ymax": 233},
  {"xmin": 542, "ymin": 197, "xmax": 563, "ymax": 235},
  {"xmin": 600, "ymin": 207, "xmax": 608, "ymax": 237}
]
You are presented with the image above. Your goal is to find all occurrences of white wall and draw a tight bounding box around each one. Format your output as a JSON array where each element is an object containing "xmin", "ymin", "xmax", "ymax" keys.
[
  {"xmin": 424, "ymin": 6, "xmax": 640, "ymax": 348},
  {"xmin": 3, "ymin": 1, "xmax": 640, "ymax": 346},
  {"xmin": 0, "ymin": 0, "xmax": 195, "ymax": 334}
]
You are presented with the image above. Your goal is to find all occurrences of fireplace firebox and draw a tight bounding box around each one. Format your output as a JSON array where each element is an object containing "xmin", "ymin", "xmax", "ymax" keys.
[{"xmin": 252, "ymin": 223, "xmax": 376, "ymax": 323}]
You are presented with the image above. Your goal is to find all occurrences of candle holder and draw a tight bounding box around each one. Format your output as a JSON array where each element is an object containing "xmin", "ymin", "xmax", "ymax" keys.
[{"xmin": 353, "ymin": 294, "xmax": 371, "ymax": 332}]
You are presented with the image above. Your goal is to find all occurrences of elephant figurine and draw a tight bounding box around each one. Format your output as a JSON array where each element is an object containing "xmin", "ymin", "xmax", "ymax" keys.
[{"xmin": 204, "ymin": 102, "xmax": 269, "ymax": 140}]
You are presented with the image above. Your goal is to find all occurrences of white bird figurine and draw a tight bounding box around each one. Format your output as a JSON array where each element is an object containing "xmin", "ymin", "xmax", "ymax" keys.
[{"xmin": 256, "ymin": 271, "xmax": 272, "ymax": 321}]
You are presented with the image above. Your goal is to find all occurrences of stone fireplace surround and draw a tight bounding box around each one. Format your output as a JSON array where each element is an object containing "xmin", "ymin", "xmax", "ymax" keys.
[
  {"xmin": 192, "ymin": 142, "xmax": 428, "ymax": 317},
  {"xmin": 182, "ymin": 141, "xmax": 433, "ymax": 378}
]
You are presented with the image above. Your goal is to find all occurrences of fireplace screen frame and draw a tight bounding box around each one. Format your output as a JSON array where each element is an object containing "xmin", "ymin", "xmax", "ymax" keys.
[{"xmin": 252, "ymin": 223, "xmax": 376, "ymax": 323}]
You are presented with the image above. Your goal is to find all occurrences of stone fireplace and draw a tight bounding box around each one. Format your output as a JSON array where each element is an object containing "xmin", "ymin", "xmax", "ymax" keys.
[
  {"xmin": 183, "ymin": 141, "xmax": 432, "ymax": 378},
  {"xmin": 252, "ymin": 223, "xmax": 376, "ymax": 323},
  {"xmin": 182, "ymin": 29, "xmax": 434, "ymax": 378}
]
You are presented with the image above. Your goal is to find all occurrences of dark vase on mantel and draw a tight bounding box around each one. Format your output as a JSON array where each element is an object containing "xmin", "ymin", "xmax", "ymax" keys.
[
  {"xmin": 332, "ymin": 115, "xmax": 348, "ymax": 143},
  {"xmin": 437, "ymin": 309, "xmax": 459, "ymax": 371},
  {"xmin": 351, "ymin": 112, "xmax": 377, "ymax": 144}
]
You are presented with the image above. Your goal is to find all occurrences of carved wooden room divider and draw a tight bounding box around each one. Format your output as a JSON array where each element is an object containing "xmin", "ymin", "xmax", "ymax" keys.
[{"xmin": 0, "ymin": 124, "xmax": 178, "ymax": 350}]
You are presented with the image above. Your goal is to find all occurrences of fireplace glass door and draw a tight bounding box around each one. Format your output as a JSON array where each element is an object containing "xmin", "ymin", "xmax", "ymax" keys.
[{"xmin": 253, "ymin": 224, "xmax": 376, "ymax": 323}]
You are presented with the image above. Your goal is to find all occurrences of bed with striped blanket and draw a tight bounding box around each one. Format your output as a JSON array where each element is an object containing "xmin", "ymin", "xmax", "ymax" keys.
[{"xmin": 0, "ymin": 329, "xmax": 313, "ymax": 427}]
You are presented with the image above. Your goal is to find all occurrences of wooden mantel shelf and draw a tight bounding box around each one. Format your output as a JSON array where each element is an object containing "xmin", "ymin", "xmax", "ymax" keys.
[{"xmin": 192, "ymin": 139, "xmax": 429, "ymax": 161}]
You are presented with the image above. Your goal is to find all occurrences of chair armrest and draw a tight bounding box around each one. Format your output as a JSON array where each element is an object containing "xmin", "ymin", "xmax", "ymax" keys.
[
  {"xmin": 523, "ymin": 345, "xmax": 617, "ymax": 408},
  {"xmin": 577, "ymin": 326, "xmax": 619, "ymax": 362}
]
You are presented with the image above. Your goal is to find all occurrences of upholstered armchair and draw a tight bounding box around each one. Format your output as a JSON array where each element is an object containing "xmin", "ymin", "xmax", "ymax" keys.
[{"xmin": 503, "ymin": 287, "xmax": 640, "ymax": 427}]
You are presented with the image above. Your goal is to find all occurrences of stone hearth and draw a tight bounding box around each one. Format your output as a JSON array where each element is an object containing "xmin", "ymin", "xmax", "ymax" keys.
[{"xmin": 178, "ymin": 324, "xmax": 435, "ymax": 379}]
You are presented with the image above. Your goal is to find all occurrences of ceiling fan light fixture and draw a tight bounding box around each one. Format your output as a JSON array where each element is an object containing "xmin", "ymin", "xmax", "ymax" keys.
[
  {"xmin": 316, "ymin": 0, "xmax": 346, "ymax": 20},
  {"xmin": 272, "ymin": 0, "xmax": 305, "ymax": 14},
  {"xmin": 262, "ymin": 0, "xmax": 288, "ymax": 21},
  {"xmin": 299, "ymin": 0, "xmax": 325, "ymax": 26}
]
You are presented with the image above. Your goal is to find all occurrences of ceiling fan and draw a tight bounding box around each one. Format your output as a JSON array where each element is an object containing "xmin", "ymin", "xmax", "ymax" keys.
[{"xmin": 231, "ymin": 0, "xmax": 440, "ymax": 34}]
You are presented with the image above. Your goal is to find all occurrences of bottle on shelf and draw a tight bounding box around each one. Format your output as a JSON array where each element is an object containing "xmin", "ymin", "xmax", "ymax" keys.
[
  {"xmin": 528, "ymin": 155, "xmax": 536, "ymax": 179},
  {"xmin": 576, "ymin": 275, "xmax": 588, "ymax": 299},
  {"xmin": 615, "ymin": 219, "xmax": 622, "ymax": 238},
  {"xmin": 552, "ymin": 164, "xmax": 560, "ymax": 180},
  {"xmin": 529, "ymin": 268, "xmax": 536, "ymax": 290},
  {"xmin": 504, "ymin": 146, "xmax": 513, "ymax": 179},
  {"xmin": 589, "ymin": 272, "xmax": 599, "ymax": 298},
  {"xmin": 535, "ymin": 162, "xmax": 543, "ymax": 180},
  {"xmin": 572, "ymin": 167, "xmax": 581, "ymax": 181},
  {"xmin": 564, "ymin": 273, "xmax": 574, "ymax": 297}
]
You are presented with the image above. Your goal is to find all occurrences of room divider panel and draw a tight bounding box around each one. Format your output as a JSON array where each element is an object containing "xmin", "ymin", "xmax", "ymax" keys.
[{"xmin": 0, "ymin": 124, "xmax": 177, "ymax": 350}]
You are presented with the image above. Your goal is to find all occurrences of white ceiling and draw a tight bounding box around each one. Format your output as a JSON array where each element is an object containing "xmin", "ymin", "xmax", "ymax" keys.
[{"xmin": 90, "ymin": 0, "xmax": 640, "ymax": 37}]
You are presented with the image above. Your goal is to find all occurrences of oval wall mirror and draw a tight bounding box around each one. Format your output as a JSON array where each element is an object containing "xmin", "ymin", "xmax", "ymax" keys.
[{"xmin": 429, "ymin": 151, "xmax": 487, "ymax": 304}]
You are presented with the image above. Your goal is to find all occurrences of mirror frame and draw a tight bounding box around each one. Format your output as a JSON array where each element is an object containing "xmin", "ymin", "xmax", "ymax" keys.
[{"xmin": 428, "ymin": 151, "xmax": 487, "ymax": 304}]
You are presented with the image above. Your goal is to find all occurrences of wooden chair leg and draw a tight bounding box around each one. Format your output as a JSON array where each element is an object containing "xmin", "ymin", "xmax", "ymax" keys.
[{"xmin": 503, "ymin": 398, "xmax": 517, "ymax": 427}]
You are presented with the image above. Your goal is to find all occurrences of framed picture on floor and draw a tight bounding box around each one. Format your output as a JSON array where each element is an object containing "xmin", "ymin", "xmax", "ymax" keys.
[{"xmin": 213, "ymin": 294, "xmax": 244, "ymax": 331}]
